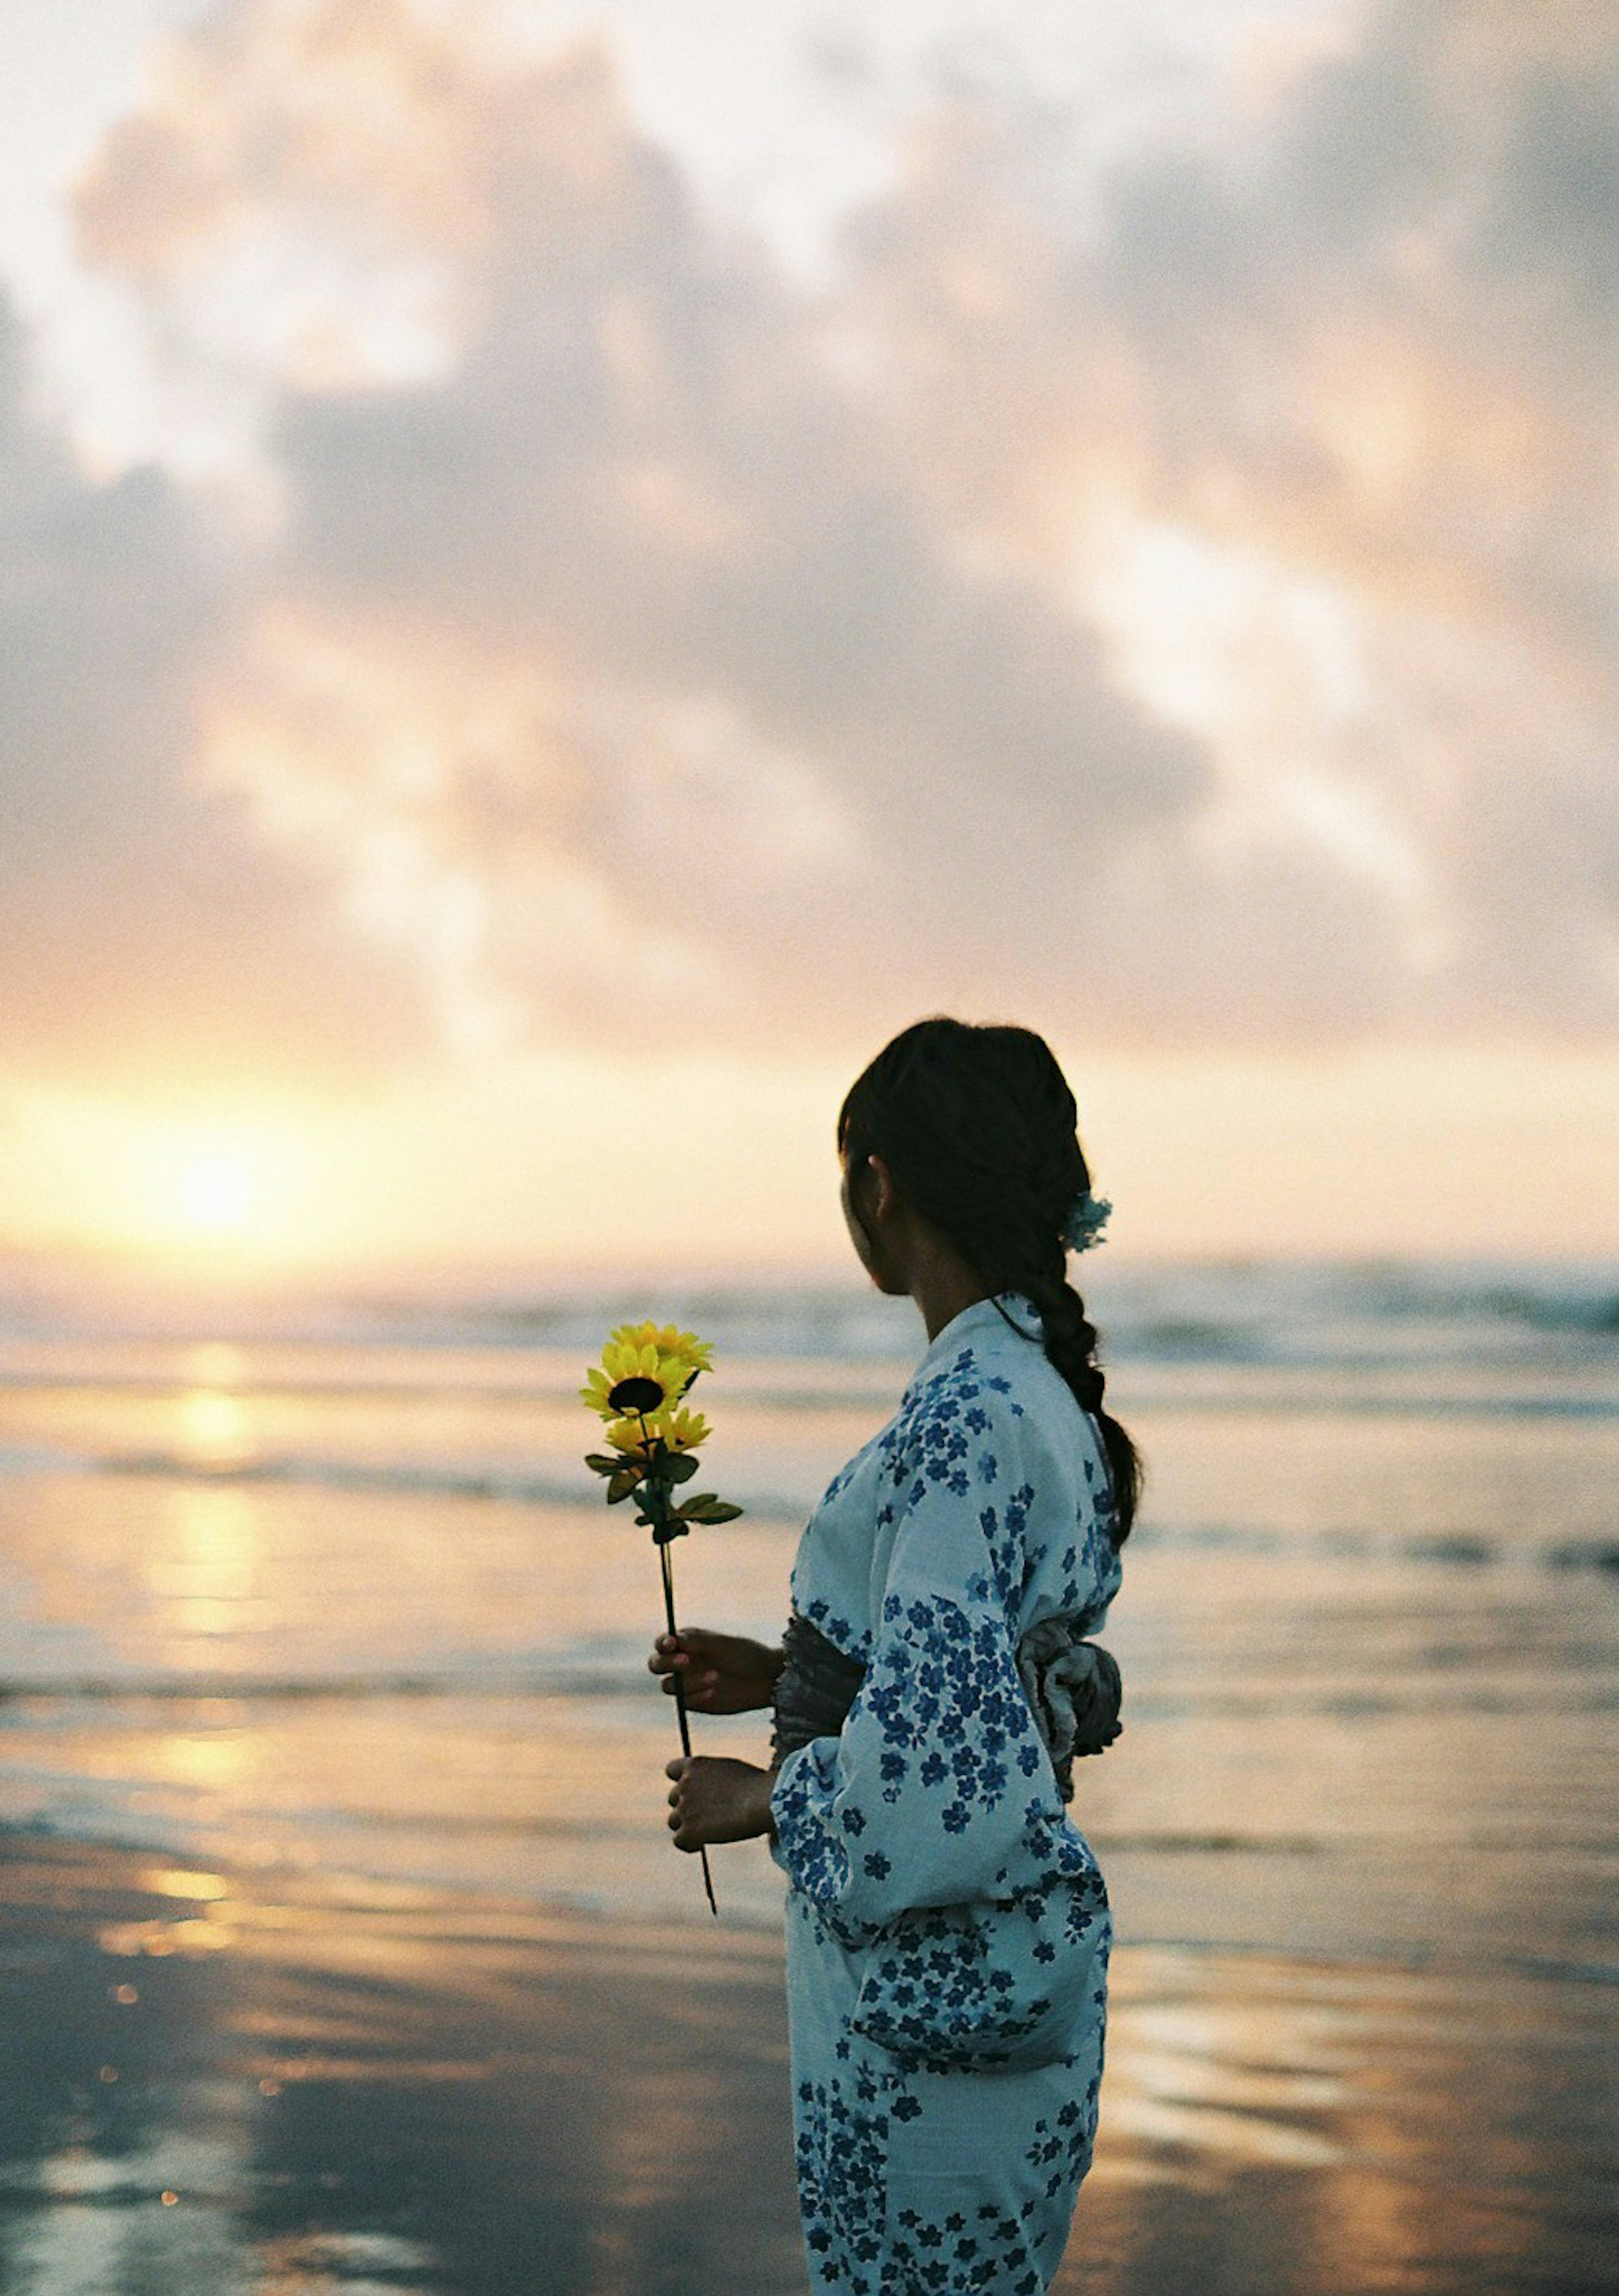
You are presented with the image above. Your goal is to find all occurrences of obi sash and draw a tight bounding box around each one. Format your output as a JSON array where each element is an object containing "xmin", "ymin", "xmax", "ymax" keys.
[{"xmin": 771, "ymin": 1606, "xmax": 1121, "ymax": 1801}]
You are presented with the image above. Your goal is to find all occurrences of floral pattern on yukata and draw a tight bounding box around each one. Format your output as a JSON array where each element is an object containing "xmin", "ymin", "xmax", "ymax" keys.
[
  {"xmin": 770, "ymin": 1293, "xmax": 1123, "ymax": 2294},
  {"xmin": 790, "ymin": 2027, "xmax": 1105, "ymax": 2295}
]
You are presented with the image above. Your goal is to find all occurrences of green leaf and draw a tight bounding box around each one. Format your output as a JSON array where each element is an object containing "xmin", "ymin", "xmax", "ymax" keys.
[
  {"xmin": 606, "ymin": 1468, "xmax": 643, "ymax": 1504},
  {"xmin": 584, "ymin": 1453, "xmax": 623, "ymax": 1475},
  {"xmin": 663, "ymin": 1451, "xmax": 699, "ymax": 1483},
  {"xmin": 678, "ymin": 1496, "xmax": 744, "ymax": 1524},
  {"xmin": 651, "ymin": 1517, "xmax": 690, "ymax": 1545}
]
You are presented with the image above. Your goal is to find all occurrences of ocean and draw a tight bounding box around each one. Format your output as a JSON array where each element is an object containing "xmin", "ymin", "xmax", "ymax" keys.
[
  {"xmin": 0, "ymin": 1254, "xmax": 1615, "ymax": 1953},
  {"xmin": 0, "ymin": 1267, "xmax": 1607, "ymax": 1965},
  {"xmin": 0, "ymin": 1254, "xmax": 1614, "ymax": 2294}
]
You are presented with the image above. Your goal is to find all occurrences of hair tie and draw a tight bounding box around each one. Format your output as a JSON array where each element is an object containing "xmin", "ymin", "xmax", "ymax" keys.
[{"xmin": 1061, "ymin": 1188, "xmax": 1111, "ymax": 1254}]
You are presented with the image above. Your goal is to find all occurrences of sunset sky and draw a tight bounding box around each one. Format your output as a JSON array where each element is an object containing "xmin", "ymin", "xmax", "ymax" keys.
[{"xmin": 1, "ymin": 0, "xmax": 1614, "ymax": 1276}]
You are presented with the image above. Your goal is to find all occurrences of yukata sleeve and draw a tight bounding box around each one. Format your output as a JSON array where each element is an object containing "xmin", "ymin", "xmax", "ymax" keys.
[{"xmin": 767, "ymin": 1391, "xmax": 1068, "ymax": 1943}]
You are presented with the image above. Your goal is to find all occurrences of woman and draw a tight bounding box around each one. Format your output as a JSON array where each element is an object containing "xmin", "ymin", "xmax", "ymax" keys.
[{"xmin": 650, "ymin": 1017, "xmax": 1141, "ymax": 2293}]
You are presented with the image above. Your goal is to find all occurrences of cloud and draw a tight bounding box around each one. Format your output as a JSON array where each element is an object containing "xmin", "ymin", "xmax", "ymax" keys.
[
  {"xmin": 0, "ymin": 289, "xmax": 432, "ymax": 1098},
  {"xmin": 53, "ymin": 0, "xmax": 1619, "ymax": 1076},
  {"xmin": 69, "ymin": 3, "xmax": 1212, "ymax": 1060},
  {"xmin": 839, "ymin": 0, "xmax": 1619, "ymax": 1038}
]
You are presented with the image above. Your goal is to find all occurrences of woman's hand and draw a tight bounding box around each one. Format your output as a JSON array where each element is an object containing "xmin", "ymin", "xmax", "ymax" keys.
[
  {"xmin": 665, "ymin": 1755, "xmax": 778, "ymax": 1850},
  {"xmin": 648, "ymin": 1627, "xmax": 785, "ymax": 1715}
]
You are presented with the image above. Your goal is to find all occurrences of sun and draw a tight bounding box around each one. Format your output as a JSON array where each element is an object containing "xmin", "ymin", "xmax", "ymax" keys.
[
  {"xmin": 143, "ymin": 1117, "xmax": 317, "ymax": 1261},
  {"xmin": 176, "ymin": 1153, "xmax": 253, "ymax": 1234}
]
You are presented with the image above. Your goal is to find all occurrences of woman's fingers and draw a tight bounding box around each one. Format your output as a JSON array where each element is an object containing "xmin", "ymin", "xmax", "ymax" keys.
[
  {"xmin": 649, "ymin": 1637, "xmax": 718, "ymax": 1698},
  {"xmin": 649, "ymin": 1634, "xmax": 713, "ymax": 1678},
  {"xmin": 667, "ymin": 1753, "xmax": 693, "ymax": 1838}
]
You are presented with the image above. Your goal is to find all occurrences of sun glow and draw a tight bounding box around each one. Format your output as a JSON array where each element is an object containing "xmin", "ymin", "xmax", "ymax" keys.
[
  {"xmin": 149, "ymin": 1131, "xmax": 290, "ymax": 1254},
  {"xmin": 176, "ymin": 1154, "xmax": 253, "ymax": 1233},
  {"xmin": 0, "ymin": 1088, "xmax": 349, "ymax": 1266}
]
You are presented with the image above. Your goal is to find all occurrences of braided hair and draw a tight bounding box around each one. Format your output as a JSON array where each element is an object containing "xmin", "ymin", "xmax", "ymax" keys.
[{"xmin": 838, "ymin": 1016, "xmax": 1142, "ymax": 1547}]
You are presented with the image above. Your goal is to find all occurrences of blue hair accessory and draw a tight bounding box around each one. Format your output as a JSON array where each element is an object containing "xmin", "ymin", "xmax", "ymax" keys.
[{"xmin": 1061, "ymin": 1188, "xmax": 1112, "ymax": 1254}]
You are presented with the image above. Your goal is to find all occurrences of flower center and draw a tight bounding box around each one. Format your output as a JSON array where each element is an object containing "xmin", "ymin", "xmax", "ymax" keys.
[{"xmin": 608, "ymin": 1375, "xmax": 666, "ymax": 1415}]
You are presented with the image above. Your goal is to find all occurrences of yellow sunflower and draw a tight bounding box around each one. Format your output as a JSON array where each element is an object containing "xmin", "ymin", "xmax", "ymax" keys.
[
  {"xmin": 609, "ymin": 1321, "xmax": 714, "ymax": 1381},
  {"xmin": 605, "ymin": 1402, "xmax": 712, "ymax": 1458},
  {"xmin": 579, "ymin": 1335, "xmax": 694, "ymax": 1423}
]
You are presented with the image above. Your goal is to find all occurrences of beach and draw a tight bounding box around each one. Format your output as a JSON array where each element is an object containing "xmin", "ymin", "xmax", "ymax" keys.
[
  {"xmin": 3, "ymin": 1835, "xmax": 1612, "ymax": 2296},
  {"xmin": 1, "ymin": 1258, "xmax": 1616, "ymax": 2292}
]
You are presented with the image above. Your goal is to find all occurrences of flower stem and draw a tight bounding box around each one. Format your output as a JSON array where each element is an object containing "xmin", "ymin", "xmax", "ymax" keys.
[{"xmin": 641, "ymin": 1433, "xmax": 718, "ymax": 1919}]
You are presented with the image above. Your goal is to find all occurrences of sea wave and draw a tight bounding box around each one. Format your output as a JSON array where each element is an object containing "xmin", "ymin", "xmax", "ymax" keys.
[
  {"xmin": 2, "ymin": 1254, "xmax": 1617, "ymax": 1367},
  {"xmin": 0, "ymin": 1662, "xmax": 649, "ymax": 1702},
  {"xmin": 1133, "ymin": 1521, "xmax": 1619, "ymax": 1575},
  {"xmin": 0, "ymin": 1406, "xmax": 1616, "ymax": 1520},
  {"xmin": 0, "ymin": 1438, "xmax": 820, "ymax": 1517}
]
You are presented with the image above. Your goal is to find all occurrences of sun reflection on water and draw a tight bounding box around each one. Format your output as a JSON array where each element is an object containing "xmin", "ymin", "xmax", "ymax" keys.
[
  {"xmin": 148, "ymin": 1486, "xmax": 267, "ymax": 1654},
  {"xmin": 176, "ymin": 1386, "xmax": 254, "ymax": 1474}
]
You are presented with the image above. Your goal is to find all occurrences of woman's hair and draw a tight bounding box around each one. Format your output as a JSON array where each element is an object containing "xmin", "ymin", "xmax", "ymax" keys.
[{"xmin": 838, "ymin": 1015, "xmax": 1142, "ymax": 1546}]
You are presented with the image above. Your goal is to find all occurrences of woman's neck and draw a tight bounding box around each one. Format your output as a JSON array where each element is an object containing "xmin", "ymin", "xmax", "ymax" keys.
[{"xmin": 909, "ymin": 1252, "xmax": 995, "ymax": 1343}]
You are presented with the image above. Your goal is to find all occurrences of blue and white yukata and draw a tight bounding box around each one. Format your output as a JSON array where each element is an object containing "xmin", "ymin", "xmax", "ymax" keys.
[{"xmin": 768, "ymin": 1291, "xmax": 1124, "ymax": 2296}]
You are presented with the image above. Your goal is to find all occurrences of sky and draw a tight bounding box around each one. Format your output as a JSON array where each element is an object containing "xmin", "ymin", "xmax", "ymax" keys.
[{"xmin": 0, "ymin": 0, "xmax": 1614, "ymax": 1278}]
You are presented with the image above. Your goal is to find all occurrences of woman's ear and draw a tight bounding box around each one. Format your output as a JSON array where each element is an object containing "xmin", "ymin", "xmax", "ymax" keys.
[{"xmin": 865, "ymin": 1152, "xmax": 897, "ymax": 1222}]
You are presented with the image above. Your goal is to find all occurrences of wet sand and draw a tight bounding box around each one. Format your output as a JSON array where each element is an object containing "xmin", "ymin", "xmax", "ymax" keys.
[{"xmin": 2, "ymin": 1830, "xmax": 1613, "ymax": 2296}]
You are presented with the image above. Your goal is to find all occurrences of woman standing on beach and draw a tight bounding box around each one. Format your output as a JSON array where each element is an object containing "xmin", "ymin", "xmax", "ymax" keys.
[{"xmin": 651, "ymin": 1017, "xmax": 1140, "ymax": 2294}]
